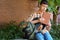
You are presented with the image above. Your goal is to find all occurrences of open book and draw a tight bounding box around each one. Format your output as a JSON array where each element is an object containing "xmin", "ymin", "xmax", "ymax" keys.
[{"xmin": 40, "ymin": 13, "xmax": 51, "ymax": 25}]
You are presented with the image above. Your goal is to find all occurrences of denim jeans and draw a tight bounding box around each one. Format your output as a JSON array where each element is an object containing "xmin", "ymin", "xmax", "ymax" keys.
[{"xmin": 35, "ymin": 31, "xmax": 53, "ymax": 40}]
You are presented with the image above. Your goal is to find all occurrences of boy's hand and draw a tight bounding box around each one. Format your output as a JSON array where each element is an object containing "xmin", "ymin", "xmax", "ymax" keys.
[
  {"xmin": 38, "ymin": 17, "xmax": 45, "ymax": 22},
  {"xmin": 38, "ymin": 25, "xmax": 43, "ymax": 31}
]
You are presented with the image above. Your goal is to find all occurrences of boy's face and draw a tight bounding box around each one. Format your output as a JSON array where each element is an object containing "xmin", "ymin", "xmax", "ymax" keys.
[{"xmin": 40, "ymin": 4, "xmax": 48, "ymax": 11}]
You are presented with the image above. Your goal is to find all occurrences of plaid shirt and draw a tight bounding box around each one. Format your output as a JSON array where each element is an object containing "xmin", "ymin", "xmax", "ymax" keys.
[{"xmin": 26, "ymin": 12, "xmax": 53, "ymax": 27}]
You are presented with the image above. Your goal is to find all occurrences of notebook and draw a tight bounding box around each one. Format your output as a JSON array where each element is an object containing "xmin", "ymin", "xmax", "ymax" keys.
[{"xmin": 40, "ymin": 13, "xmax": 51, "ymax": 25}]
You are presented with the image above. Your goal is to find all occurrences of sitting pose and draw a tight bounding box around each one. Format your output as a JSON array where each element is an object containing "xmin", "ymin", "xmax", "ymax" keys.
[{"xmin": 25, "ymin": 0, "xmax": 53, "ymax": 40}]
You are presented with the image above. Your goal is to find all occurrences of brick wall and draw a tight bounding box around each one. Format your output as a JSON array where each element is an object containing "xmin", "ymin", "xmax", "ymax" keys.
[{"xmin": 0, "ymin": 0, "xmax": 38, "ymax": 24}]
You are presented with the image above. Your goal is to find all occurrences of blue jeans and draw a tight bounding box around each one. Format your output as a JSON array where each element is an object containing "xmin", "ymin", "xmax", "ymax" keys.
[{"xmin": 35, "ymin": 31, "xmax": 53, "ymax": 40}]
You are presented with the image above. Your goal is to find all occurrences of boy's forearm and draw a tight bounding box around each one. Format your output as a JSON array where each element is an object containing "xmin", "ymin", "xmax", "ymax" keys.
[{"xmin": 30, "ymin": 20, "xmax": 39, "ymax": 24}]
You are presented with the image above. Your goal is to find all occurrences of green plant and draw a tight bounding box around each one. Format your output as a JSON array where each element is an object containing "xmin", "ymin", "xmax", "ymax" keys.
[
  {"xmin": 50, "ymin": 24, "xmax": 60, "ymax": 40},
  {"xmin": 0, "ymin": 21, "xmax": 24, "ymax": 40}
]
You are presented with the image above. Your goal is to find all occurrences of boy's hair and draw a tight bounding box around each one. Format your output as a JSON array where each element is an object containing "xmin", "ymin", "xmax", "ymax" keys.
[{"xmin": 40, "ymin": 0, "xmax": 48, "ymax": 5}]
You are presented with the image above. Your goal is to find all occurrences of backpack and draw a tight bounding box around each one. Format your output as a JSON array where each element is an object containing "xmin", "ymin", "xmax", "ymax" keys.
[{"xmin": 20, "ymin": 21, "xmax": 35, "ymax": 39}]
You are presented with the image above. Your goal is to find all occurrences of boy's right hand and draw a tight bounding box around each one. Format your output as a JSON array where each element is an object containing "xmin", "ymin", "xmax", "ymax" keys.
[{"xmin": 38, "ymin": 17, "xmax": 45, "ymax": 22}]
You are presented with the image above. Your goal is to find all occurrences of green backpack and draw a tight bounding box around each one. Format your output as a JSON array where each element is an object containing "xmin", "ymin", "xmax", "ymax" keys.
[{"xmin": 19, "ymin": 21, "xmax": 35, "ymax": 40}]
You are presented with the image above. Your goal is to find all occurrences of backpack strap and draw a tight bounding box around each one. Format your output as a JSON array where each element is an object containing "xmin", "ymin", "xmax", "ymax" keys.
[{"xmin": 28, "ymin": 22, "xmax": 35, "ymax": 39}]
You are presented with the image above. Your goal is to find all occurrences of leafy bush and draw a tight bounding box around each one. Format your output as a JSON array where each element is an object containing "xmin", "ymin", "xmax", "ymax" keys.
[
  {"xmin": 0, "ymin": 22, "xmax": 24, "ymax": 40},
  {"xmin": 50, "ymin": 24, "xmax": 60, "ymax": 40}
]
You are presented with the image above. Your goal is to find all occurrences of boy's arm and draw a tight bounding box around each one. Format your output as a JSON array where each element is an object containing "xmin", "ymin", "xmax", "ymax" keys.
[
  {"xmin": 26, "ymin": 12, "xmax": 37, "ymax": 22},
  {"xmin": 25, "ymin": 12, "xmax": 41, "ymax": 24},
  {"xmin": 46, "ymin": 12, "xmax": 53, "ymax": 31},
  {"xmin": 46, "ymin": 21, "xmax": 51, "ymax": 31},
  {"xmin": 30, "ymin": 20, "xmax": 39, "ymax": 24}
]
